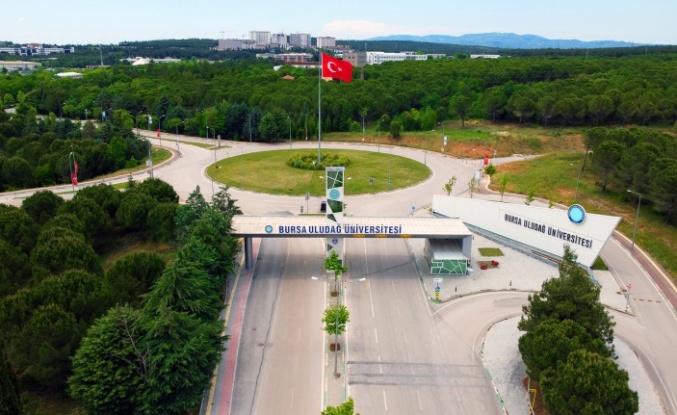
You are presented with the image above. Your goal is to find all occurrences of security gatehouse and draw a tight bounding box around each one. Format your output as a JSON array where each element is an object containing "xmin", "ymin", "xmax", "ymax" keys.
[{"xmin": 231, "ymin": 215, "xmax": 473, "ymax": 274}]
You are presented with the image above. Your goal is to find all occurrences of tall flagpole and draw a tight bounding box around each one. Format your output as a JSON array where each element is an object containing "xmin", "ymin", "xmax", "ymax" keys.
[{"xmin": 318, "ymin": 53, "xmax": 322, "ymax": 164}]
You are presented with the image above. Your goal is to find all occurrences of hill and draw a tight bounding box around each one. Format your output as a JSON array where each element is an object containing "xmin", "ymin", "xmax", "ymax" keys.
[{"xmin": 368, "ymin": 33, "xmax": 642, "ymax": 49}]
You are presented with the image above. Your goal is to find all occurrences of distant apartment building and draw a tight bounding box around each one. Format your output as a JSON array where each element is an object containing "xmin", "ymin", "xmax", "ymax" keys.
[
  {"xmin": 316, "ymin": 36, "xmax": 336, "ymax": 48},
  {"xmin": 249, "ymin": 31, "xmax": 271, "ymax": 45},
  {"xmin": 216, "ymin": 38, "xmax": 258, "ymax": 50},
  {"xmin": 0, "ymin": 45, "xmax": 75, "ymax": 56},
  {"xmin": 366, "ymin": 51, "xmax": 444, "ymax": 65},
  {"xmin": 289, "ymin": 33, "xmax": 311, "ymax": 47},
  {"xmin": 470, "ymin": 54, "xmax": 501, "ymax": 59},
  {"xmin": 342, "ymin": 52, "xmax": 368, "ymax": 67},
  {"xmin": 0, "ymin": 60, "xmax": 39, "ymax": 73},
  {"xmin": 270, "ymin": 33, "xmax": 288, "ymax": 48},
  {"xmin": 277, "ymin": 53, "xmax": 312, "ymax": 63}
]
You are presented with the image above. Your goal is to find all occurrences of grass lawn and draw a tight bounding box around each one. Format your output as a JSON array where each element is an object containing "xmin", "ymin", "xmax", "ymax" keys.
[
  {"xmin": 478, "ymin": 247, "xmax": 505, "ymax": 257},
  {"xmin": 490, "ymin": 152, "xmax": 677, "ymax": 280},
  {"xmin": 207, "ymin": 149, "xmax": 430, "ymax": 196}
]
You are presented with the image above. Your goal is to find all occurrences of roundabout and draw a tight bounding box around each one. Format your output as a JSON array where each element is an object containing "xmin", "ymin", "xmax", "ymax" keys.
[{"xmin": 205, "ymin": 148, "xmax": 431, "ymax": 196}]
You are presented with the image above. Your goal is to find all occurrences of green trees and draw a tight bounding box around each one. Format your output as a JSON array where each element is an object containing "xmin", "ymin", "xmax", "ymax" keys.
[
  {"xmin": 68, "ymin": 306, "xmax": 146, "ymax": 415},
  {"xmin": 322, "ymin": 304, "xmax": 350, "ymax": 339},
  {"xmin": 519, "ymin": 246, "xmax": 614, "ymax": 344},
  {"xmin": 540, "ymin": 350, "xmax": 638, "ymax": 415},
  {"xmin": 443, "ymin": 176, "xmax": 457, "ymax": 196},
  {"xmin": 517, "ymin": 246, "xmax": 632, "ymax": 414},
  {"xmin": 0, "ymin": 346, "xmax": 22, "ymax": 415},
  {"xmin": 322, "ymin": 397, "xmax": 360, "ymax": 415},
  {"xmin": 21, "ymin": 190, "xmax": 64, "ymax": 225},
  {"xmin": 593, "ymin": 140, "xmax": 625, "ymax": 192},
  {"xmin": 67, "ymin": 182, "xmax": 239, "ymax": 414},
  {"xmin": 105, "ymin": 252, "xmax": 165, "ymax": 307}
]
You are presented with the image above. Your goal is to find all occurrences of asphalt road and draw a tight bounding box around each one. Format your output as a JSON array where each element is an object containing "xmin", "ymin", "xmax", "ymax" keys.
[
  {"xmin": 3, "ymin": 132, "xmax": 676, "ymax": 414},
  {"xmin": 344, "ymin": 238, "xmax": 504, "ymax": 414},
  {"xmin": 230, "ymin": 236, "xmax": 327, "ymax": 415}
]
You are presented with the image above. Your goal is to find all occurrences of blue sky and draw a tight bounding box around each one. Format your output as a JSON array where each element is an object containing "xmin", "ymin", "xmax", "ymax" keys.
[{"xmin": 1, "ymin": 0, "xmax": 675, "ymax": 45}]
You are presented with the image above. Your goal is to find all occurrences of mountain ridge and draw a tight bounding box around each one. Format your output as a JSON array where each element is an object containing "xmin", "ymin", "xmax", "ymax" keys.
[{"xmin": 367, "ymin": 32, "xmax": 644, "ymax": 49}]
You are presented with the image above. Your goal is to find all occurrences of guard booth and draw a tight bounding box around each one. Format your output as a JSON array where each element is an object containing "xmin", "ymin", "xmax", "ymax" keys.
[{"xmin": 424, "ymin": 238, "xmax": 471, "ymax": 275}]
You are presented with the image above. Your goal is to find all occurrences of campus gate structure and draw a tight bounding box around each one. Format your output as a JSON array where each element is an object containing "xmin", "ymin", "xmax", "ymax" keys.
[{"xmin": 230, "ymin": 215, "xmax": 474, "ymax": 274}]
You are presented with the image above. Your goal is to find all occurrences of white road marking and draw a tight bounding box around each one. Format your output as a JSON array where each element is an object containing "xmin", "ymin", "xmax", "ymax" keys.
[
  {"xmin": 374, "ymin": 328, "xmax": 379, "ymax": 344},
  {"xmin": 368, "ymin": 280, "xmax": 376, "ymax": 318},
  {"xmin": 383, "ymin": 389, "xmax": 388, "ymax": 411},
  {"xmin": 379, "ymin": 355, "xmax": 383, "ymax": 374},
  {"xmin": 416, "ymin": 389, "xmax": 423, "ymax": 411}
]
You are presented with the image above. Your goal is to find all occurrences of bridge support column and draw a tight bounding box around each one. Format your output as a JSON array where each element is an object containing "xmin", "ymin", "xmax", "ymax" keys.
[{"xmin": 244, "ymin": 237, "xmax": 253, "ymax": 269}]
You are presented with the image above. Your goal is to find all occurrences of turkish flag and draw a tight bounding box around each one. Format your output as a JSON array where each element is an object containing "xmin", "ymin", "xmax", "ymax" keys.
[
  {"xmin": 71, "ymin": 173, "xmax": 78, "ymax": 186},
  {"xmin": 321, "ymin": 53, "xmax": 353, "ymax": 83},
  {"xmin": 156, "ymin": 128, "xmax": 160, "ymax": 137},
  {"xmin": 484, "ymin": 154, "xmax": 489, "ymax": 166},
  {"xmin": 74, "ymin": 160, "xmax": 79, "ymax": 174}
]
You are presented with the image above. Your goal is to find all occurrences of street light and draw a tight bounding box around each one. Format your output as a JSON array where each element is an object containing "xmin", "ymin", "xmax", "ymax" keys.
[
  {"xmin": 574, "ymin": 151, "xmax": 592, "ymax": 202},
  {"xmin": 158, "ymin": 114, "xmax": 165, "ymax": 147},
  {"xmin": 388, "ymin": 147, "xmax": 392, "ymax": 190},
  {"xmin": 627, "ymin": 189, "xmax": 642, "ymax": 250}
]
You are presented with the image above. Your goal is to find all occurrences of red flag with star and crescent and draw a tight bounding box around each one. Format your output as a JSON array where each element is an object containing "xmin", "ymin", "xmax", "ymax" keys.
[{"xmin": 321, "ymin": 53, "xmax": 353, "ymax": 83}]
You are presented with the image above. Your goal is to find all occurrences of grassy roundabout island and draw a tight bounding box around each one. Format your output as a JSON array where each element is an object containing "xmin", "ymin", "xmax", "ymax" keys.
[{"xmin": 206, "ymin": 149, "xmax": 430, "ymax": 196}]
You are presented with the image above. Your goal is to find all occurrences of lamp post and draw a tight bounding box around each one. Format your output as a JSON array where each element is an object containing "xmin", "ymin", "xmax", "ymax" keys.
[
  {"xmin": 627, "ymin": 189, "xmax": 642, "ymax": 250},
  {"xmin": 158, "ymin": 114, "xmax": 165, "ymax": 147},
  {"xmin": 84, "ymin": 108, "xmax": 87, "ymax": 121},
  {"xmin": 175, "ymin": 121, "xmax": 182, "ymax": 153},
  {"xmin": 388, "ymin": 147, "xmax": 392, "ymax": 190}
]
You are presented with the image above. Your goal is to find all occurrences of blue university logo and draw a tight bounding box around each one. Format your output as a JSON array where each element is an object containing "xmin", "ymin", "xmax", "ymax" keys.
[
  {"xmin": 265, "ymin": 225, "xmax": 273, "ymax": 233},
  {"xmin": 568, "ymin": 204, "xmax": 586, "ymax": 224}
]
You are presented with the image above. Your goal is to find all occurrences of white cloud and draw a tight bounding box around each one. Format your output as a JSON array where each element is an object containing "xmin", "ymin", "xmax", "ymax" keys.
[{"xmin": 18, "ymin": 17, "xmax": 25, "ymax": 23}]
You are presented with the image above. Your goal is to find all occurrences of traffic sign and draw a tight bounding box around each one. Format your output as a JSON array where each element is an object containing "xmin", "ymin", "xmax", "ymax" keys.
[
  {"xmin": 433, "ymin": 278, "xmax": 443, "ymax": 283},
  {"xmin": 435, "ymin": 286, "xmax": 440, "ymax": 292}
]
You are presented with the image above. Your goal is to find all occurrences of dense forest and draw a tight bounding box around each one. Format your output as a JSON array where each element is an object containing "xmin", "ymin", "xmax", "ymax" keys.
[
  {"xmin": 0, "ymin": 182, "xmax": 241, "ymax": 414},
  {"xmin": 1, "ymin": 51, "xmax": 676, "ymax": 220},
  {"xmin": 0, "ymin": 107, "xmax": 151, "ymax": 191}
]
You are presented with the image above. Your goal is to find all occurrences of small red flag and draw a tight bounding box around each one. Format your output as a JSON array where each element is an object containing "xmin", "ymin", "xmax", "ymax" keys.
[
  {"xmin": 321, "ymin": 53, "xmax": 353, "ymax": 83},
  {"xmin": 484, "ymin": 154, "xmax": 489, "ymax": 166},
  {"xmin": 71, "ymin": 173, "xmax": 78, "ymax": 186},
  {"xmin": 74, "ymin": 160, "xmax": 79, "ymax": 174},
  {"xmin": 156, "ymin": 128, "xmax": 161, "ymax": 137}
]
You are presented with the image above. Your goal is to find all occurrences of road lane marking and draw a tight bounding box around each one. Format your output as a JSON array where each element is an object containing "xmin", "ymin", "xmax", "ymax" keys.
[
  {"xmin": 383, "ymin": 389, "xmax": 388, "ymax": 411},
  {"xmin": 416, "ymin": 389, "xmax": 423, "ymax": 411},
  {"xmin": 403, "ymin": 331, "xmax": 408, "ymax": 344},
  {"xmin": 368, "ymin": 280, "xmax": 376, "ymax": 318},
  {"xmin": 379, "ymin": 356, "xmax": 383, "ymax": 374},
  {"xmin": 374, "ymin": 328, "xmax": 379, "ymax": 344}
]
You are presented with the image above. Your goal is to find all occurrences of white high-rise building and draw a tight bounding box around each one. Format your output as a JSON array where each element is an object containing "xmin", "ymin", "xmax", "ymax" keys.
[
  {"xmin": 270, "ymin": 33, "xmax": 288, "ymax": 48},
  {"xmin": 290, "ymin": 33, "xmax": 311, "ymax": 47},
  {"xmin": 249, "ymin": 31, "xmax": 271, "ymax": 45},
  {"xmin": 316, "ymin": 36, "xmax": 336, "ymax": 48}
]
